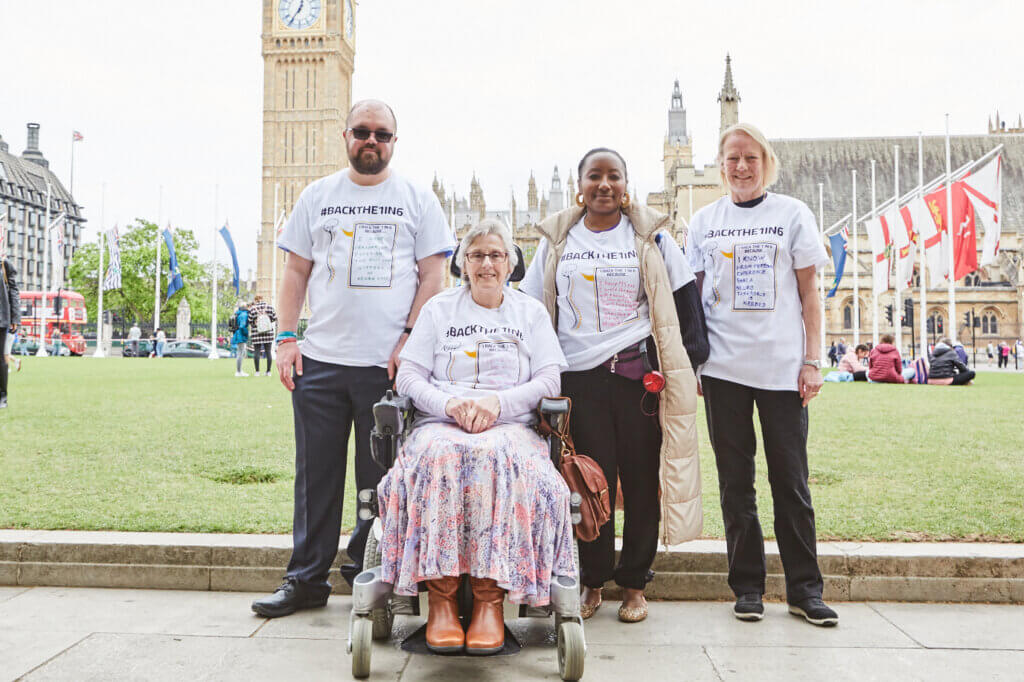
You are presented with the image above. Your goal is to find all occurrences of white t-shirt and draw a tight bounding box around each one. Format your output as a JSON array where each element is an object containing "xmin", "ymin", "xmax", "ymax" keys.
[
  {"xmin": 686, "ymin": 193, "xmax": 829, "ymax": 391},
  {"xmin": 520, "ymin": 216, "xmax": 694, "ymax": 371},
  {"xmin": 399, "ymin": 286, "xmax": 567, "ymax": 423},
  {"xmin": 277, "ymin": 170, "xmax": 455, "ymax": 367}
]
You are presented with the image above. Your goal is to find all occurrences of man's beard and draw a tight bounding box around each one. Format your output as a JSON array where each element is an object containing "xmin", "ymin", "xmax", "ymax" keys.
[{"xmin": 349, "ymin": 147, "xmax": 389, "ymax": 175}]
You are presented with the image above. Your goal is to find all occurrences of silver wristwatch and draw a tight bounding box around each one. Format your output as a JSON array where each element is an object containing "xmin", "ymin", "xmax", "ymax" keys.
[{"xmin": 803, "ymin": 359, "xmax": 821, "ymax": 369}]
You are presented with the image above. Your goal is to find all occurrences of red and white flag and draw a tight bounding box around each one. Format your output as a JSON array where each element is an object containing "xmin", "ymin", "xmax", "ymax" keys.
[
  {"xmin": 908, "ymin": 195, "xmax": 948, "ymax": 288},
  {"xmin": 961, "ymin": 154, "xmax": 1001, "ymax": 267},
  {"xmin": 887, "ymin": 205, "xmax": 916, "ymax": 290},
  {"xmin": 863, "ymin": 216, "xmax": 892, "ymax": 295}
]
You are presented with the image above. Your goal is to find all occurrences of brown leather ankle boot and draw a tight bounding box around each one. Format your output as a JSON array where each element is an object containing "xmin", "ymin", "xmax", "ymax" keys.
[
  {"xmin": 425, "ymin": 576, "xmax": 464, "ymax": 653},
  {"xmin": 465, "ymin": 577, "xmax": 505, "ymax": 655}
]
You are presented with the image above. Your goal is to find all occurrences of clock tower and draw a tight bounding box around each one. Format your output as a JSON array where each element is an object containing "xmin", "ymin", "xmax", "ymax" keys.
[{"xmin": 258, "ymin": 0, "xmax": 356, "ymax": 302}]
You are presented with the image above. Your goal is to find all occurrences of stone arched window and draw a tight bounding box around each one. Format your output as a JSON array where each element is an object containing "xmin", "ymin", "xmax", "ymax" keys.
[
  {"xmin": 928, "ymin": 310, "xmax": 945, "ymax": 336},
  {"xmin": 843, "ymin": 304, "xmax": 852, "ymax": 330},
  {"xmin": 982, "ymin": 311, "xmax": 998, "ymax": 335}
]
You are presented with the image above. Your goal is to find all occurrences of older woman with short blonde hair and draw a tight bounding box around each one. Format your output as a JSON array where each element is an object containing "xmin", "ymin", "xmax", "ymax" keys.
[
  {"xmin": 377, "ymin": 218, "xmax": 574, "ymax": 654},
  {"xmin": 687, "ymin": 122, "xmax": 838, "ymax": 626}
]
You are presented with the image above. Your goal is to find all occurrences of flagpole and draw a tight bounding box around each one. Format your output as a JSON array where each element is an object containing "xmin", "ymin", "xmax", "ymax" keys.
[
  {"xmin": 154, "ymin": 186, "xmax": 162, "ymax": 334},
  {"xmin": 36, "ymin": 182, "xmax": 52, "ymax": 357},
  {"xmin": 893, "ymin": 145, "xmax": 902, "ymax": 357},
  {"xmin": 945, "ymin": 115, "xmax": 956, "ymax": 341},
  {"xmin": 69, "ymin": 132, "xmax": 76, "ymax": 197},
  {"xmin": 93, "ymin": 184, "xmax": 106, "ymax": 357},
  {"xmin": 870, "ymin": 159, "xmax": 879, "ymax": 346},
  {"xmin": 209, "ymin": 184, "xmax": 219, "ymax": 359},
  {"xmin": 852, "ymin": 169, "xmax": 860, "ymax": 347},
  {"xmin": 818, "ymin": 182, "xmax": 826, "ymax": 360},
  {"xmin": 271, "ymin": 183, "xmax": 279, "ymax": 308},
  {"xmin": 918, "ymin": 132, "xmax": 928, "ymax": 360}
]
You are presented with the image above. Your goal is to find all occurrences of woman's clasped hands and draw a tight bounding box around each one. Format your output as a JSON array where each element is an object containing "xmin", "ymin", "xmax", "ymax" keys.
[{"xmin": 445, "ymin": 395, "xmax": 501, "ymax": 433}]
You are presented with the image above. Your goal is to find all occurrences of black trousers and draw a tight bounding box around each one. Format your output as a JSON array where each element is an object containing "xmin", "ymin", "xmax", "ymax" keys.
[
  {"xmin": 253, "ymin": 342, "xmax": 273, "ymax": 373},
  {"xmin": 286, "ymin": 356, "xmax": 392, "ymax": 592},
  {"xmin": 562, "ymin": 366, "xmax": 661, "ymax": 590},
  {"xmin": 0, "ymin": 328, "xmax": 7, "ymax": 398},
  {"xmin": 701, "ymin": 375, "xmax": 823, "ymax": 603},
  {"xmin": 951, "ymin": 370, "xmax": 976, "ymax": 385}
]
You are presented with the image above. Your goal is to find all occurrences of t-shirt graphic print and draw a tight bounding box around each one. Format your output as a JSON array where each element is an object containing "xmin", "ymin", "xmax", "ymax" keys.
[
  {"xmin": 520, "ymin": 216, "xmax": 694, "ymax": 371},
  {"xmin": 277, "ymin": 170, "xmax": 455, "ymax": 367}
]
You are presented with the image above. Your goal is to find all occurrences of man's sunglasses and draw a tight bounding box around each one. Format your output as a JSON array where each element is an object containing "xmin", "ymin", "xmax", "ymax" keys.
[{"xmin": 347, "ymin": 127, "xmax": 394, "ymax": 143}]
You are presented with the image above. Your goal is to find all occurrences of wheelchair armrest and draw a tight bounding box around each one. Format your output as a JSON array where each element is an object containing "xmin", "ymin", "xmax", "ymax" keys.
[{"xmin": 538, "ymin": 397, "xmax": 570, "ymax": 416}]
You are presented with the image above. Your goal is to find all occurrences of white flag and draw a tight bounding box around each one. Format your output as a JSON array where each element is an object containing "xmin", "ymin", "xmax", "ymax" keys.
[
  {"xmin": 962, "ymin": 154, "xmax": 1001, "ymax": 267},
  {"xmin": 49, "ymin": 213, "xmax": 67, "ymax": 287},
  {"xmin": 863, "ymin": 217, "xmax": 891, "ymax": 295},
  {"xmin": 103, "ymin": 225, "xmax": 122, "ymax": 290}
]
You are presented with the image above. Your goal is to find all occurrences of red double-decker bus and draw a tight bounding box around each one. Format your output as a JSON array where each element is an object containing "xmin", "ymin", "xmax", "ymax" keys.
[{"xmin": 18, "ymin": 290, "xmax": 88, "ymax": 356}]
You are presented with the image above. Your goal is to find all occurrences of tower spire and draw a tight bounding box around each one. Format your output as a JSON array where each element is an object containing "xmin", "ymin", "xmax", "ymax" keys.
[{"xmin": 718, "ymin": 54, "xmax": 741, "ymax": 136}]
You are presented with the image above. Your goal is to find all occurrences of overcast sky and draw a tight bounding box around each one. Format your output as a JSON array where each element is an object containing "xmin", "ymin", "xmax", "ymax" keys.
[{"xmin": 2, "ymin": 0, "xmax": 1021, "ymax": 274}]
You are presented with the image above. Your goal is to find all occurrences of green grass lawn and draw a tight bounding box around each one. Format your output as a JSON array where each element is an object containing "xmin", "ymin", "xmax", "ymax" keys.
[{"xmin": 1, "ymin": 358, "xmax": 1022, "ymax": 541}]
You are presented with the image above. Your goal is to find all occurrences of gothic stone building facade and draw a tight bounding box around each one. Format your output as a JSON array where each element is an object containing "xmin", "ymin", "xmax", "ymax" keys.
[
  {"xmin": 0, "ymin": 124, "xmax": 85, "ymax": 291},
  {"xmin": 647, "ymin": 58, "xmax": 1023, "ymax": 348}
]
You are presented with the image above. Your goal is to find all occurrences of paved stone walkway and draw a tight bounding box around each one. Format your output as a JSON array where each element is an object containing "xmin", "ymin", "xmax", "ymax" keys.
[{"xmin": 2, "ymin": 586, "xmax": 1023, "ymax": 681}]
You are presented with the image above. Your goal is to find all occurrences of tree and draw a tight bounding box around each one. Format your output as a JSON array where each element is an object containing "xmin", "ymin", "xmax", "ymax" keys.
[{"xmin": 67, "ymin": 219, "xmax": 238, "ymax": 329}]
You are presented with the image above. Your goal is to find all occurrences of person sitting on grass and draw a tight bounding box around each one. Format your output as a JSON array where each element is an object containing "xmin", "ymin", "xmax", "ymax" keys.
[
  {"xmin": 867, "ymin": 334, "xmax": 904, "ymax": 384},
  {"xmin": 928, "ymin": 338, "xmax": 975, "ymax": 386},
  {"xmin": 838, "ymin": 343, "xmax": 869, "ymax": 381}
]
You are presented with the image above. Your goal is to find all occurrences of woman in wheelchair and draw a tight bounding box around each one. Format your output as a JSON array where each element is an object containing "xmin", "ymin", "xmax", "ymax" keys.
[{"xmin": 377, "ymin": 218, "xmax": 575, "ymax": 655}]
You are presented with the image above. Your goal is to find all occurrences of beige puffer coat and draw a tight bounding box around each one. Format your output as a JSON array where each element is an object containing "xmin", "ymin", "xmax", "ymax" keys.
[{"xmin": 534, "ymin": 204, "xmax": 702, "ymax": 545}]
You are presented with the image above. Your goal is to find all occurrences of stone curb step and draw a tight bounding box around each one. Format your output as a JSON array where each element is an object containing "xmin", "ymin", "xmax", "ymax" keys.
[{"xmin": 2, "ymin": 531, "xmax": 1022, "ymax": 603}]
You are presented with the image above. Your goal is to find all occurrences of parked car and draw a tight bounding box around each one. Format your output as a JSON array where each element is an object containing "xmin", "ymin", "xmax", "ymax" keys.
[
  {"xmin": 162, "ymin": 340, "xmax": 232, "ymax": 359},
  {"xmin": 122, "ymin": 340, "xmax": 155, "ymax": 357}
]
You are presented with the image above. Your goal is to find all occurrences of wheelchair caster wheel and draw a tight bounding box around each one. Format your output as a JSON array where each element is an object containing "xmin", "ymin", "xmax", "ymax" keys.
[
  {"xmin": 557, "ymin": 620, "xmax": 585, "ymax": 680},
  {"xmin": 351, "ymin": 615, "xmax": 373, "ymax": 679},
  {"xmin": 362, "ymin": 529, "xmax": 394, "ymax": 640}
]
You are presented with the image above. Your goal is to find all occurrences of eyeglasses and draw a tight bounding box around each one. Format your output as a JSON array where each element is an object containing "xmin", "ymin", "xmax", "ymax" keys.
[
  {"xmin": 347, "ymin": 127, "xmax": 394, "ymax": 143},
  {"xmin": 465, "ymin": 251, "xmax": 508, "ymax": 264}
]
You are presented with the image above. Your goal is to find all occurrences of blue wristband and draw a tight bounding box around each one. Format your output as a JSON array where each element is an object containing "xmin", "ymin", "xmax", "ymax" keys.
[{"xmin": 275, "ymin": 331, "xmax": 297, "ymax": 344}]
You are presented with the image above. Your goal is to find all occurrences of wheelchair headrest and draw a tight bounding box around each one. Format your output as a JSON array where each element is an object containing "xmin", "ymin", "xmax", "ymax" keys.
[{"xmin": 450, "ymin": 243, "xmax": 526, "ymax": 283}]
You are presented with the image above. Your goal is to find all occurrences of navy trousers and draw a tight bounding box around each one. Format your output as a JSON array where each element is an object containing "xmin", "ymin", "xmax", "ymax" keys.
[
  {"xmin": 286, "ymin": 355, "xmax": 392, "ymax": 593},
  {"xmin": 701, "ymin": 375, "xmax": 824, "ymax": 603}
]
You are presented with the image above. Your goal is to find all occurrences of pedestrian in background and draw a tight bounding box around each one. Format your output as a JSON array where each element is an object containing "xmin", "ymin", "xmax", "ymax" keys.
[
  {"xmin": 999, "ymin": 342, "xmax": 1010, "ymax": 369},
  {"xmin": 1, "ymin": 256, "xmax": 20, "ymax": 409},
  {"xmin": 986, "ymin": 342, "xmax": 995, "ymax": 366},
  {"xmin": 248, "ymin": 295, "xmax": 277, "ymax": 376},
  {"xmin": 155, "ymin": 328, "xmax": 166, "ymax": 357},
  {"xmin": 231, "ymin": 301, "xmax": 250, "ymax": 377},
  {"xmin": 127, "ymin": 322, "xmax": 141, "ymax": 357}
]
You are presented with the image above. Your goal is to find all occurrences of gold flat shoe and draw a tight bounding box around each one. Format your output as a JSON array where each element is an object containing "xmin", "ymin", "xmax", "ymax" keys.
[
  {"xmin": 580, "ymin": 595, "xmax": 602, "ymax": 620},
  {"xmin": 618, "ymin": 600, "xmax": 648, "ymax": 623}
]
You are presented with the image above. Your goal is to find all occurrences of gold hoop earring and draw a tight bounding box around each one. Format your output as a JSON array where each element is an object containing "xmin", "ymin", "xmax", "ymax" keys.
[
  {"xmin": 575, "ymin": 192, "xmax": 585, "ymax": 207},
  {"xmin": 620, "ymin": 192, "xmax": 631, "ymax": 208}
]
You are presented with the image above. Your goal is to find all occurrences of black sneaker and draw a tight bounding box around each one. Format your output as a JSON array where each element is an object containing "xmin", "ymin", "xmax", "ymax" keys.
[
  {"xmin": 733, "ymin": 593, "xmax": 764, "ymax": 621},
  {"xmin": 251, "ymin": 578, "xmax": 330, "ymax": 618},
  {"xmin": 788, "ymin": 597, "xmax": 838, "ymax": 626}
]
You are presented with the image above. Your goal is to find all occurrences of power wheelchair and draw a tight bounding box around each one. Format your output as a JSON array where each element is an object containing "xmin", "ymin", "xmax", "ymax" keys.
[{"xmin": 347, "ymin": 243, "xmax": 586, "ymax": 680}]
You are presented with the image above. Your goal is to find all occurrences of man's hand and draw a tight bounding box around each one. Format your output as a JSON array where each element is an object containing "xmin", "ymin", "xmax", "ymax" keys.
[
  {"xmin": 798, "ymin": 364, "xmax": 823, "ymax": 407},
  {"xmin": 388, "ymin": 333, "xmax": 409, "ymax": 381},
  {"xmin": 277, "ymin": 343, "xmax": 303, "ymax": 391},
  {"xmin": 7, "ymin": 323, "xmax": 16, "ymax": 334}
]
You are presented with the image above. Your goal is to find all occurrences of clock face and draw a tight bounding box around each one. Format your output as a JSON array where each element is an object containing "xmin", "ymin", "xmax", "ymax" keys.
[
  {"xmin": 278, "ymin": 0, "xmax": 322, "ymax": 30},
  {"xmin": 345, "ymin": 0, "xmax": 354, "ymax": 38}
]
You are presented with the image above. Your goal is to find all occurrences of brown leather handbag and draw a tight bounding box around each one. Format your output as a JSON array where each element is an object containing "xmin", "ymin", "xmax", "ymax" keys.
[{"xmin": 537, "ymin": 398, "xmax": 611, "ymax": 542}]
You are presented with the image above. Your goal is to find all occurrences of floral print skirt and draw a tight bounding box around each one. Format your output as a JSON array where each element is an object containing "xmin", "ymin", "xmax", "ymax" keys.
[{"xmin": 377, "ymin": 422, "xmax": 576, "ymax": 606}]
